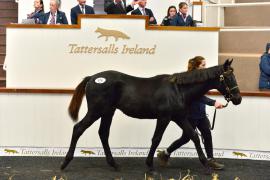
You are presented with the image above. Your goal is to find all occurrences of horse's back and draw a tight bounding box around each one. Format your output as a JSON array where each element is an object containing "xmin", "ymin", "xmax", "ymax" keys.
[
  {"xmin": 88, "ymin": 70, "xmax": 169, "ymax": 86},
  {"xmin": 84, "ymin": 70, "xmax": 176, "ymax": 119}
]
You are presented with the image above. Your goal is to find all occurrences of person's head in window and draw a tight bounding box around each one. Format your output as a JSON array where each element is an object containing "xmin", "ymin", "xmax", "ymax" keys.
[
  {"xmin": 138, "ymin": 0, "xmax": 147, "ymax": 8},
  {"xmin": 179, "ymin": 2, "xmax": 188, "ymax": 15},
  {"xmin": 77, "ymin": 0, "xmax": 86, "ymax": 6},
  {"xmin": 187, "ymin": 56, "xmax": 206, "ymax": 71},
  {"xmin": 167, "ymin": 6, "xmax": 177, "ymax": 19},
  {"xmin": 34, "ymin": 0, "xmax": 44, "ymax": 12},
  {"xmin": 49, "ymin": 0, "xmax": 60, "ymax": 13}
]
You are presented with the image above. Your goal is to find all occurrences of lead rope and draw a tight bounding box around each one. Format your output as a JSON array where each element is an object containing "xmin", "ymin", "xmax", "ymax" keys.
[
  {"xmin": 211, "ymin": 101, "xmax": 229, "ymax": 130},
  {"xmin": 196, "ymin": 101, "xmax": 230, "ymax": 145}
]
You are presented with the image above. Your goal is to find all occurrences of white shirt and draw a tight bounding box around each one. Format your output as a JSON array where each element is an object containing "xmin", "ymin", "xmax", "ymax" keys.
[
  {"xmin": 114, "ymin": 0, "xmax": 134, "ymax": 8},
  {"xmin": 80, "ymin": 5, "xmax": 85, "ymax": 14},
  {"xmin": 47, "ymin": 11, "xmax": 57, "ymax": 24},
  {"xmin": 179, "ymin": 12, "xmax": 188, "ymax": 22},
  {"xmin": 114, "ymin": 0, "xmax": 124, "ymax": 8},
  {"xmin": 139, "ymin": 7, "xmax": 146, "ymax": 15}
]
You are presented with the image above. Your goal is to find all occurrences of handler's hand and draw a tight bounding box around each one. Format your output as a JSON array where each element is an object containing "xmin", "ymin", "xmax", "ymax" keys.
[
  {"xmin": 150, "ymin": 17, "xmax": 155, "ymax": 22},
  {"xmin": 214, "ymin": 101, "xmax": 224, "ymax": 109}
]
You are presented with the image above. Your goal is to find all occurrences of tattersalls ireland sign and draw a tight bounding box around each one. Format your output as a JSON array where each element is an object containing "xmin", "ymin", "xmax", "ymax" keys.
[
  {"xmin": 5, "ymin": 15, "xmax": 218, "ymax": 88},
  {"xmin": 68, "ymin": 27, "xmax": 157, "ymax": 55}
]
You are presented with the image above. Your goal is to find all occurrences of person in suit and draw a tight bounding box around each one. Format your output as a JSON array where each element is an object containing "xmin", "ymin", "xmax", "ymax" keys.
[
  {"xmin": 39, "ymin": 0, "xmax": 68, "ymax": 24},
  {"xmin": 161, "ymin": 6, "xmax": 177, "ymax": 26},
  {"xmin": 104, "ymin": 0, "xmax": 137, "ymax": 15},
  {"xmin": 71, "ymin": 0, "xmax": 95, "ymax": 24},
  {"xmin": 172, "ymin": 2, "xmax": 196, "ymax": 27},
  {"xmin": 131, "ymin": 0, "xmax": 157, "ymax": 25},
  {"xmin": 27, "ymin": 0, "xmax": 44, "ymax": 23}
]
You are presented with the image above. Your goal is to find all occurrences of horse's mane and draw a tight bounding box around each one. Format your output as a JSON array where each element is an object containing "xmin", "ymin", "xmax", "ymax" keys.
[{"xmin": 168, "ymin": 65, "xmax": 224, "ymax": 85}]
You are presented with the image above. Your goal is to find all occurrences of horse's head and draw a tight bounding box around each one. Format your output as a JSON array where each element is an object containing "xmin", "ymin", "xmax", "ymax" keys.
[{"xmin": 217, "ymin": 59, "xmax": 242, "ymax": 105}]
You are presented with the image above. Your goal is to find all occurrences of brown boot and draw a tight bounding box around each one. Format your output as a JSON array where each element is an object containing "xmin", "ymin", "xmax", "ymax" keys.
[
  {"xmin": 207, "ymin": 158, "xmax": 225, "ymax": 170},
  {"xmin": 157, "ymin": 150, "xmax": 170, "ymax": 167}
]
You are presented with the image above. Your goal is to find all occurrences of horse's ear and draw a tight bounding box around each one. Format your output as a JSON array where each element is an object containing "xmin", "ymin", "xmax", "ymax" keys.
[
  {"xmin": 223, "ymin": 59, "xmax": 230, "ymax": 70},
  {"xmin": 229, "ymin": 59, "xmax": 234, "ymax": 65}
]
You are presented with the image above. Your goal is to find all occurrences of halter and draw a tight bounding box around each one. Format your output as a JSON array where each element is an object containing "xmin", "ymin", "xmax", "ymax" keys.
[
  {"xmin": 211, "ymin": 70, "xmax": 239, "ymax": 130},
  {"xmin": 219, "ymin": 70, "xmax": 239, "ymax": 103}
]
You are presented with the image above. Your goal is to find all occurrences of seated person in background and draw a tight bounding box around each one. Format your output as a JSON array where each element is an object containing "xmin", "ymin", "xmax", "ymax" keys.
[
  {"xmin": 27, "ymin": 0, "xmax": 44, "ymax": 23},
  {"xmin": 131, "ymin": 0, "xmax": 157, "ymax": 25},
  {"xmin": 104, "ymin": 0, "xmax": 137, "ymax": 14},
  {"xmin": 161, "ymin": 6, "xmax": 177, "ymax": 26},
  {"xmin": 172, "ymin": 2, "xmax": 196, "ymax": 27},
  {"xmin": 71, "ymin": 0, "xmax": 95, "ymax": 24},
  {"xmin": 259, "ymin": 43, "xmax": 270, "ymax": 90},
  {"xmin": 39, "ymin": 0, "xmax": 68, "ymax": 24}
]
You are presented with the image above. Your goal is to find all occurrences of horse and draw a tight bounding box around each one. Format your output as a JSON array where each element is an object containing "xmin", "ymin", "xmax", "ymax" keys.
[{"xmin": 60, "ymin": 59, "xmax": 242, "ymax": 172}]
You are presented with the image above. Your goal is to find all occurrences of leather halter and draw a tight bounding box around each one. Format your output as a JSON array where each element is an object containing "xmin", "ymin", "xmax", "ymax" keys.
[
  {"xmin": 211, "ymin": 70, "xmax": 239, "ymax": 130},
  {"xmin": 219, "ymin": 70, "xmax": 239, "ymax": 103}
]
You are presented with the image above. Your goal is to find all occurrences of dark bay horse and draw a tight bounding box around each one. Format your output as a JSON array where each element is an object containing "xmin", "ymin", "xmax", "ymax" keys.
[{"xmin": 61, "ymin": 60, "xmax": 241, "ymax": 171}]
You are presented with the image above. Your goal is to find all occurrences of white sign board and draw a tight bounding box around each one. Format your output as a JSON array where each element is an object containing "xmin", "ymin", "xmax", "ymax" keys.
[{"xmin": 5, "ymin": 16, "xmax": 219, "ymax": 88}]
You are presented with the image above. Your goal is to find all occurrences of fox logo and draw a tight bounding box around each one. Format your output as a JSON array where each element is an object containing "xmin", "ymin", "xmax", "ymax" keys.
[
  {"xmin": 95, "ymin": 27, "xmax": 130, "ymax": 41},
  {"xmin": 233, "ymin": 151, "xmax": 247, "ymax": 158},
  {"xmin": 81, "ymin": 150, "xmax": 95, "ymax": 155},
  {"xmin": 4, "ymin": 149, "xmax": 19, "ymax": 154}
]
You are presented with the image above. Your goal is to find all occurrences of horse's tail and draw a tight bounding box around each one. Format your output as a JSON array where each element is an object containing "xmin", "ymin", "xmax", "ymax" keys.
[{"xmin": 69, "ymin": 76, "xmax": 91, "ymax": 122}]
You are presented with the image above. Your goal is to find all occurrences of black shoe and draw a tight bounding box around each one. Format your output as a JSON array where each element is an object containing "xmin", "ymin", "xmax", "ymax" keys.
[
  {"xmin": 157, "ymin": 150, "xmax": 170, "ymax": 167},
  {"xmin": 207, "ymin": 158, "xmax": 225, "ymax": 170}
]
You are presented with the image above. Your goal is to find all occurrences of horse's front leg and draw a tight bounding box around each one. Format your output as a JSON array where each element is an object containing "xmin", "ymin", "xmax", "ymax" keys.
[
  {"xmin": 146, "ymin": 118, "xmax": 170, "ymax": 171},
  {"xmin": 157, "ymin": 130, "xmax": 191, "ymax": 167},
  {"xmin": 157, "ymin": 118, "xmax": 196, "ymax": 166},
  {"xmin": 180, "ymin": 119, "xmax": 208, "ymax": 167}
]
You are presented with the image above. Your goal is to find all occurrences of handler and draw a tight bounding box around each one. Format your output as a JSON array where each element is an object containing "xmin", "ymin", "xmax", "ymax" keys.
[{"xmin": 158, "ymin": 56, "xmax": 225, "ymax": 170}]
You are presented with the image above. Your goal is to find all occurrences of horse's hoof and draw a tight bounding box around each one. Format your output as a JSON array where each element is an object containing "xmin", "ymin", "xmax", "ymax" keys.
[
  {"xmin": 204, "ymin": 166, "xmax": 213, "ymax": 175},
  {"xmin": 157, "ymin": 150, "xmax": 170, "ymax": 167},
  {"xmin": 146, "ymin": 167, "xmax": 158, "ymax": 177},
  {"xmin": 60, "ymin": 161, "xmax": 68, "ymax": 170},
  {"xmin": 113, "ymin": 164, "xmax": 121, "ymax": 172},
  {"xmin": 60, "ymin": 157, "xmax": 73, "ymax": 171}
]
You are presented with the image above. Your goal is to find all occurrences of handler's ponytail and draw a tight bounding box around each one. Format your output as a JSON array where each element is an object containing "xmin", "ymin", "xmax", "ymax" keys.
[{"xmin": 187, "ymin": 56, "xmax": 205, "ymax": 71}]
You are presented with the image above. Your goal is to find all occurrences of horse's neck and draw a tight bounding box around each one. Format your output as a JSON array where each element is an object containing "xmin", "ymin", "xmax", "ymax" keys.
[
  {"xmin": 183, "ymin": 66, "xmax": 223, "ymax": 103},
  {"xmin": 183, "ymin": 79, "xmax": 217, "ymax": 104}
]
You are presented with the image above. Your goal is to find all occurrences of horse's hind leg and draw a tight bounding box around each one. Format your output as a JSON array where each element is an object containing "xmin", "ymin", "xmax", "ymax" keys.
[
  {"xmin": 61, "ymin": 112, "xmax": 99, "ymax": 170},
  {"xmin": 146, "ymin": 118, "xmax": 170, "ymax": 171},
  {"xmin": 98, "ymin": 109, "xmax": 118, "ymax": 170}
]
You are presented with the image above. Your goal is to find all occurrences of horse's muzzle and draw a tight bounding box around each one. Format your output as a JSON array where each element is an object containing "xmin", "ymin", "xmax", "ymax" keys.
[{"xmin": 231, "ymin": 94, "xmax": 242, "ymax": 105}]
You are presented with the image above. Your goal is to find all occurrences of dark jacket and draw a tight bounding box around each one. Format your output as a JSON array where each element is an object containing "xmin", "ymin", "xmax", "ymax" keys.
[
  {"xmin": 104, "ymin": 0, "xmax": 133, "ymax": 14},
  {"xmin": 259, "ymin": 43, "xmax": 270, "ymax": 89},
  {"xmin": 171, "ymin": 12, "xmax": 196, "ymax": 27},
  {"xmin": 71, "ymin": 4, "xmax": 95, "ymax": 24},
  {"xmin": 188, "ymin": 96, "xmax": 215, "ymax": 120},
  {"xmin": 39, "ymin": 10, "xmax": 68, "ymax": 24},
  {"xmin": 27, "ymin": 9, "xmax": 44, "ymax": 23},
  {"xmin": 131, "ymin": 8, "xmax": 157, "ymax": 25},
  {"xmin": 161, "ymin": 16, "xmax": 175, "ymax": 26}
]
